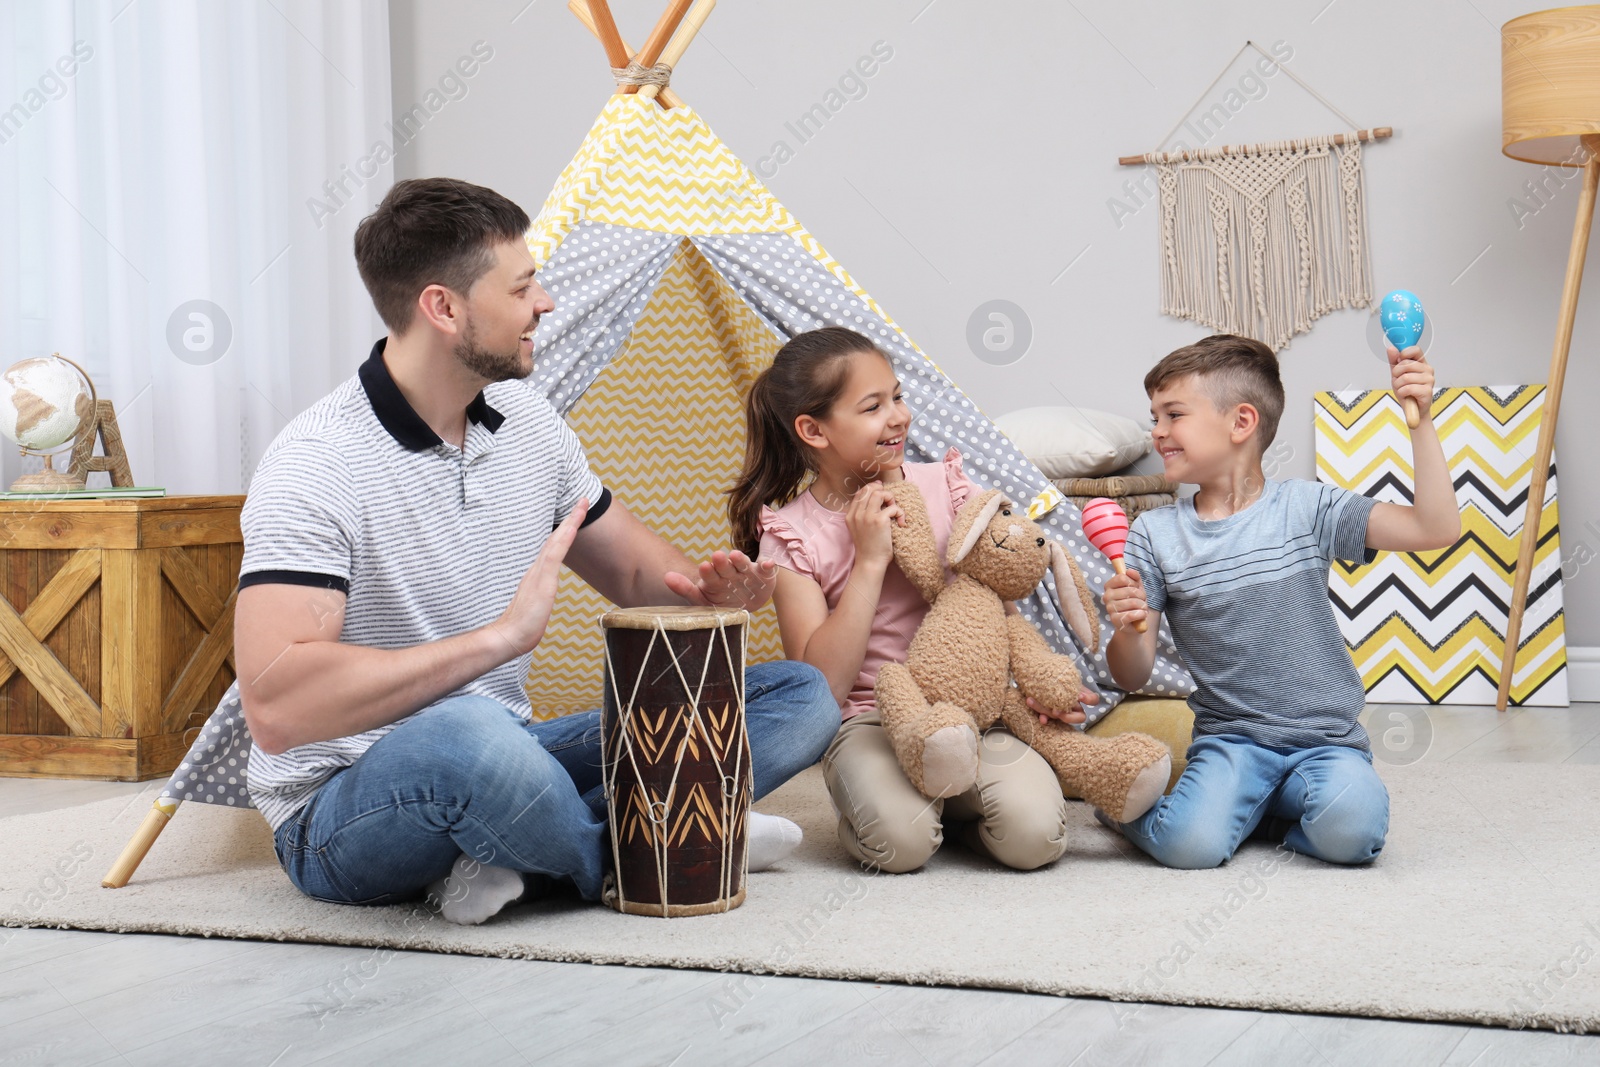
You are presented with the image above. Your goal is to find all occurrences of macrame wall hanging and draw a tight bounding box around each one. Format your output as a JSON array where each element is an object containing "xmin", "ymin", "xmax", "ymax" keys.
[{"xmin": 1119, "ymin": 42, "xmax": 1393, "ymax": 352}]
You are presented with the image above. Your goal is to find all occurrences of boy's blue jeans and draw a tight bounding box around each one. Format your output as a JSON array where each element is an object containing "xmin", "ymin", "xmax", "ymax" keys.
[
  {"xmin": 1116, "ymin": 733, "xmax": 1389, "ymax": 869},
  {"xmin": 270, "ymin": 661, "xmax": 838, "ymax": 906}
]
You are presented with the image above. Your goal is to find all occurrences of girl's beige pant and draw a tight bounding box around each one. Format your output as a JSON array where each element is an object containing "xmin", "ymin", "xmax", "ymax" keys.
[{"xmin": 822, "ymin": 710, "xmax": 1069, "ymax": 874}]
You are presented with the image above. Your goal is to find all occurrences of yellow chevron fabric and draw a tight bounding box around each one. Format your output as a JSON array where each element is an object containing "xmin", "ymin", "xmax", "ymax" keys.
[
  {"xmin": 527, "ymin": 240, "xmax": 784, "ymax": 719},
  {"xmin": 527, "ymin": 93, "xmax": 990, "ymax": 388},
  {"xmin": 528, "ymin": 96, "xmax": 793, "ymax": 263},
  {"xmin": 1314, "ymin": 386, "xmax": 1567, "ymax": 706},
  {"xmin": 527, "ymin": 97, "xmax": 899, "ymax": 353}
]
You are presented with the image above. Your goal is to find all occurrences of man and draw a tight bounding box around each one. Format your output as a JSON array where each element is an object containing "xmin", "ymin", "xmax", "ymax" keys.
[{"xmin": 236, "ymin": 178, "xmax": 838, "ymax": 924}]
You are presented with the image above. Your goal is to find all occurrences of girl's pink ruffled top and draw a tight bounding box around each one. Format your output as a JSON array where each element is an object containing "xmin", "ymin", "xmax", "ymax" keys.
[{"xmin": 757, "ymin": 448, "xmax": 972, "ymax": 720}]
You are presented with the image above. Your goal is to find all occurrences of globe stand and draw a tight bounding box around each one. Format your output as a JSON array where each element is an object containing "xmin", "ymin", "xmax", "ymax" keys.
[{"xmin": 10, "ymin": 448, "xmax": 82, "ymax": 492}]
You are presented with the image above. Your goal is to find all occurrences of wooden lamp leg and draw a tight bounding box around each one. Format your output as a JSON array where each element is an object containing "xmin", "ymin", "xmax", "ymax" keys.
[
  {"xmin": 101, "ymin": 797, "xmax": 177, "ymax": 888},
  {"xmin": 1496, "ymin": 138, "xmax": 1600, "ymax": 711}
]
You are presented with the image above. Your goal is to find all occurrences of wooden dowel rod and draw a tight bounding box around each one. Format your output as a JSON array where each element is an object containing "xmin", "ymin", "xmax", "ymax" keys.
[
  {"xmin": 584, "ymin": 0, "xmax": 631, "ymax": 75},
  {"xmin": 1496, "ymin": 138, "xmax": 1600, "ymax": 710},
  {"xmin": 569, "ymin": 0, "xmax": 685, "ymax": 108},
  {"xmin": 101, "ymin": 799, "xmax": 176, "ymax": 888},
  {"xmin": 622, "ymin": 0, "xmax": 692, "ymax": 94},
  {"xmin": 638, "ymin": 0, "xmax": 716, "ymax": 103},
  {"xmin": 1117, "ymin": 126, "xmax": 1394, "ymax": 166}
]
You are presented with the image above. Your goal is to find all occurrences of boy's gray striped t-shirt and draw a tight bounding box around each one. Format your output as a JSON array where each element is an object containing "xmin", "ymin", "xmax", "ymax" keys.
[{"xmin": 1122, "ymin": 478, "xmax": 1376, "ymax": 751}]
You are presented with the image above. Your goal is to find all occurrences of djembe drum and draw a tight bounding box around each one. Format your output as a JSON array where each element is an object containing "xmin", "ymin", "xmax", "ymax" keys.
[{"xmin": 600, "ymin": 605, "xmax": 752, "ymax": 917}]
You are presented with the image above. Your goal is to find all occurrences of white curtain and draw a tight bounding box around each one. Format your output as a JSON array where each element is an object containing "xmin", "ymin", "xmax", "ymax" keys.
[{"xmin": 0, "ymin": 0, "xmax": 391, "ymax": 492}]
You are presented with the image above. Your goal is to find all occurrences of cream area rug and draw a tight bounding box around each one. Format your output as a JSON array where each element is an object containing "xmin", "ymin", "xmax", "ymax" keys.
[{"xmin": 4, "ymin": 762, "xmax": 1599, "ymax": 1034}]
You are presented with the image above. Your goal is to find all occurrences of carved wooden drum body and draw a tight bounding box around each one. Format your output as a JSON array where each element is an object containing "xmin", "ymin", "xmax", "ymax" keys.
[{"xmin": 600, "ymin": 606, "xmax": 751, "ymax": 917}]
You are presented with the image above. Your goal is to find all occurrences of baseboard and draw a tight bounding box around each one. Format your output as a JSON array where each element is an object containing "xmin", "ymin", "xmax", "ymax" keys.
[{"xmin": 1571, "ymin": 646, "xmax": 1600, "ymax": 704}]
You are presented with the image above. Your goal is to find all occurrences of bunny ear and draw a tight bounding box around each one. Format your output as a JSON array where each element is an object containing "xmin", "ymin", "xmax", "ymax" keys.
[
  {"xmin": 950, "ymin": 490, "xmax": 1008, "ymax": 566},
  {"xmin": 1049, "ymin": 541, "xmax": 1100, "ymax": 655}
]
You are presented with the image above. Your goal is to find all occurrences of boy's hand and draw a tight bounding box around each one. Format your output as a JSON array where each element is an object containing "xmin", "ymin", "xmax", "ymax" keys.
[
  {"xmin": 1104, "ymin": 568, "xmax": 1149, "ymax": 633},
  {"xmin": 1387, "ymin": 343, "xmax": 1435, "ymax": 423}
]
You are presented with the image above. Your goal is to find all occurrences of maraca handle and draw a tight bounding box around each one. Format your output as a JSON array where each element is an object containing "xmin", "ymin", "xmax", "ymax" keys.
[
  {"xmin": 1402, "ymin": 396, "xmax": 1420, "ymax": 429},
  {"xmin": 1110, "ymin": 557, "xmax": 1149, "ymax": 634}
]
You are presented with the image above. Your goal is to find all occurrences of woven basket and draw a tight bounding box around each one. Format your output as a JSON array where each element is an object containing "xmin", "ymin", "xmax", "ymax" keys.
[{"xmin": 1055, "ymin": 474, "xmax": 1178, "ymax": 521}]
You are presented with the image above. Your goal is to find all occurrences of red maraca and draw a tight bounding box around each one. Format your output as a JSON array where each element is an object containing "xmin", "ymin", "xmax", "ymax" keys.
[{"xmin": 1081, "ymin": 497, "xmax": 1146, "ymax": 633}]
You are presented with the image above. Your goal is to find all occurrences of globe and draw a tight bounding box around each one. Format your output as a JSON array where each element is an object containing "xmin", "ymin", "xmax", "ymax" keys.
[
  {"xmin": 0, "ymin": 355, "xmax": 92, "ymax": 451},
  {"xmin": 0, "ymin": 353, "xmax": 99, "ymax": 492}
]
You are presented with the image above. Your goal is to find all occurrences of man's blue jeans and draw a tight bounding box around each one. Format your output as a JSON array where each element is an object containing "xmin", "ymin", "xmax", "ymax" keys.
[
  {"xmin": 1116, "ymin": 734, "xmax": 1389, "ymax": 869},
  {"xmin": 271, "ymin": 661, "xmax": 837, "ymax": 905}
]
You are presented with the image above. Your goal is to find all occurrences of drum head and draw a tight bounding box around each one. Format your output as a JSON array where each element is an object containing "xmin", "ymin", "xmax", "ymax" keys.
[{"xmin": 600, "ymin": 605, "xmax": 750, "ymax": 631}]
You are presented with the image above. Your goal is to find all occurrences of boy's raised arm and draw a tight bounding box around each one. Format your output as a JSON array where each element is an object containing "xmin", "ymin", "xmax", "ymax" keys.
[{"xmin": 1365, "ymin": 345, "xmax": 1462, "ymax": 553}]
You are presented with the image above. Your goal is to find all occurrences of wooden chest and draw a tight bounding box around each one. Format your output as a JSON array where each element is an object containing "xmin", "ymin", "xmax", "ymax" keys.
[{"xmin": 0, "ymin": 496, "xmax": 244, "ymax": 780}]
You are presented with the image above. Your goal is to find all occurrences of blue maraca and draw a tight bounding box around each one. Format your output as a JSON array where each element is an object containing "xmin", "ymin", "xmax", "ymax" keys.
[{"xmin": 1378, "ymin": 289, "xmax": 1425, "ymax": 428}]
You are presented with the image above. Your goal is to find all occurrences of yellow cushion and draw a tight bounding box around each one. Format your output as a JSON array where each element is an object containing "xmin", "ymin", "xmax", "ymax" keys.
[{"xmin": 1077, "ymin": 696, "xmax": 1194, "ymax": 796}]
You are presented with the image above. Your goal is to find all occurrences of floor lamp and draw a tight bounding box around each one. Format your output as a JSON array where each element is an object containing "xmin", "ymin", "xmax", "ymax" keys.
[{"xmin": 1497, "ymin": 6, "xmax": 1600, "ymax": 711}]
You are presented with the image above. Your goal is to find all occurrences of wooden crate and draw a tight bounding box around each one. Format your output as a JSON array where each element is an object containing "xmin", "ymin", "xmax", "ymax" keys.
[{"xmin": 0, "ymin": 496, "xmax": 244, "ymax": 780}]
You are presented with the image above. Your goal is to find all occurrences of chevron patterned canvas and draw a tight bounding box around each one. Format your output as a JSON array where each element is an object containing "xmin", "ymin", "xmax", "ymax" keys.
[{"xmin": 1314, "ymin": 386, "xmax": 1567, "ymax": 706}]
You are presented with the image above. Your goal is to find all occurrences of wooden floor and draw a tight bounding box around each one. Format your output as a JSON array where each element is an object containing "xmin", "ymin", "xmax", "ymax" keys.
[{"xmin": 5, "ymin": 701, "xmax": 1600, "ymax": 1066}]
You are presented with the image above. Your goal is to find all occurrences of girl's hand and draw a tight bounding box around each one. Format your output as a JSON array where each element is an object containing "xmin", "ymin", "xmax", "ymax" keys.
[
  {"xmin": 1388, "ymin": 343, "xmax": 1435, "ymax": 422},
  {"xmin": 1030, "ymin": 688, "xmax": 1098, "ymax": 726},
  {"xmin": 844, "ymin": 481, "xmax": 904, "ymax": 569},
  {"xmin": 1104, "ymin": 568, "xmax": 1149, "ymax": 633}
]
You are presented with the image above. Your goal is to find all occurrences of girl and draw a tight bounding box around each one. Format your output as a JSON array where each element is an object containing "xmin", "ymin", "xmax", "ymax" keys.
[{"xmin": 730, "ymin": 327, "xmax": 1087, "ymax": 874}]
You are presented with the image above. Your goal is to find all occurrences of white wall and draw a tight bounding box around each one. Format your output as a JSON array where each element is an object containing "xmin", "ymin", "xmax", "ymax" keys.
[{"xmin": 389, "ymin": 0, "xmax": 1600, "ymax": 646}]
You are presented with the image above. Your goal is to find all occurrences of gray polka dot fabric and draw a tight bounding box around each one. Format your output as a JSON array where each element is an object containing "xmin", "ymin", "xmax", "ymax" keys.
[
  {"xmin": 530, "ymin": 223, "xmax": 680, "ymax": 408},
  {"xmin": 160, "ymin": 682, "xmax": 256, "ymax": 808}
]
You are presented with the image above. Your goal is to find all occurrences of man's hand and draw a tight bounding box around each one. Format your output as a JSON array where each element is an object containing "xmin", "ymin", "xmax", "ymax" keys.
[
  {"xmin": 664, "ymin": 549, "xmax": 779, "ymax": 612},
  {"xmin": 1030, "ymin": 688, "xmax": 1098, "ymax": 726},
  {"xmin": 488, "ymin": 499, "xmax": 587, "ymax": 657},
  {"xmin": 1104, "ymin": 568, "xmax": 1150, "ymax": 632}
]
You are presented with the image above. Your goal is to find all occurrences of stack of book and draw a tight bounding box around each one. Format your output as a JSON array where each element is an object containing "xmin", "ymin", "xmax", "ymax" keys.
[{"xmin": 0, "ymin": 485, "xmax": 166, "ymax": 501}]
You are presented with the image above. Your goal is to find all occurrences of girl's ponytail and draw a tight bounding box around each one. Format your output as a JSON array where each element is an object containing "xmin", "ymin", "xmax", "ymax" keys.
[
  {"xmin": 729, "ymin": 371, "xmax": 809, "ymax": 557},
  {"xmin": 727, "ymin": 326, "xmax": 883, "ymax": 558}
]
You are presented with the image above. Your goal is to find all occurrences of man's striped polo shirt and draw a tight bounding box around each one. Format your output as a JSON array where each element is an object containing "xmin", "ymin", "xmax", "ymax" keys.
[{"xmin": 240, "ymin": 339, "xmax": 610, "ymax": 830}]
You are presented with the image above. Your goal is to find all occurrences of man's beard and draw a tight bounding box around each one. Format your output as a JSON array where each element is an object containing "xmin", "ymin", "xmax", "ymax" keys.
[{"xmin": 452, "ymin": 315, "xmax": 530, "ymax": 383}]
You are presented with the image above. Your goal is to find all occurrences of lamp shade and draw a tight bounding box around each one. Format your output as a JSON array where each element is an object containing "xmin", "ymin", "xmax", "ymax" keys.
[{"xmin": 1503, "ymin": 6, "xmax": 1600, "ymax": 165}]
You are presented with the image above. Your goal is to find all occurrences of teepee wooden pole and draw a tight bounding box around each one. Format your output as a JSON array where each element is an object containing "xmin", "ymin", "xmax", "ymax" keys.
[
  {"xmin": 621, "ymin": 0, "xmax": 692, "ymax": 94},
  {"xmin": 1495, "ymin": 138, "xmax": 1600, "ymax": 711},
  {"xmin": 569, "ymin": 0, "xmax": 685, "ymax": 108},
  {"xmin": 638, "ymin": 0, "xmax": 716, "ymax": 103},
  {"xmin": 583, "ymin": 0, "xmax": 631, "ymax": 81},
  {"xmin": 101, "ymin": 798, "xmax": 177, "ymax": 888}
]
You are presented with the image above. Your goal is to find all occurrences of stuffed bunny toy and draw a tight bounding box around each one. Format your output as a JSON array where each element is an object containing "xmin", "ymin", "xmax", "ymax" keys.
[{"xmin": 874, "ymin": 485, "xmax": 1172, "ymax": 823}]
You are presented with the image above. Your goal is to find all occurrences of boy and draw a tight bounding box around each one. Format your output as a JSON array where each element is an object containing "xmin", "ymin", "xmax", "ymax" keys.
[{"xmin": 1102, "ymin": 334, "xmax": 1459, "ymax": 868}]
